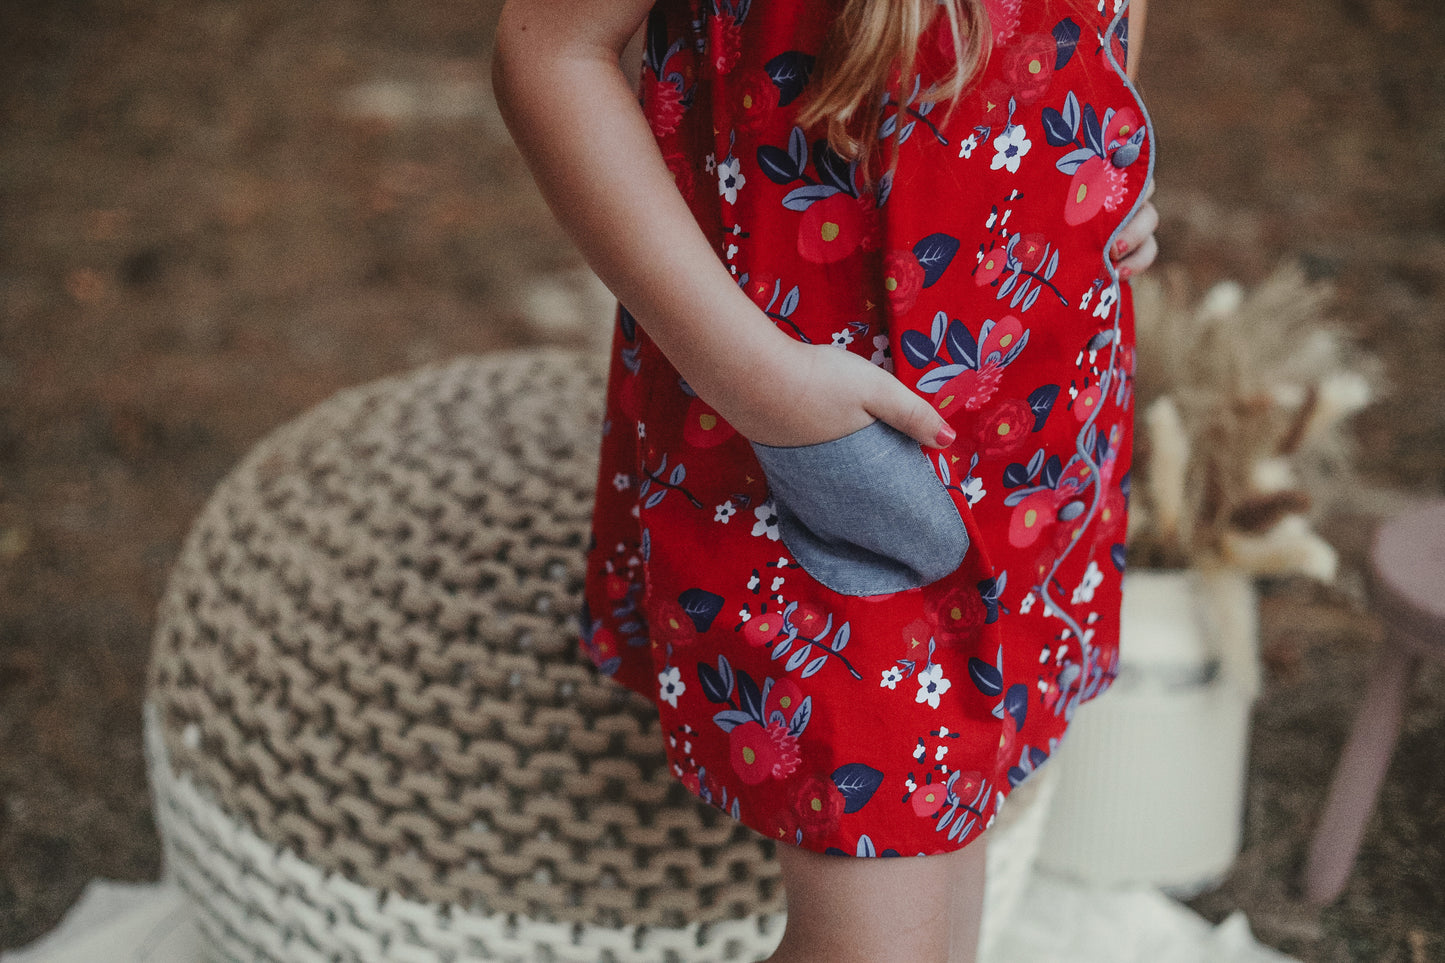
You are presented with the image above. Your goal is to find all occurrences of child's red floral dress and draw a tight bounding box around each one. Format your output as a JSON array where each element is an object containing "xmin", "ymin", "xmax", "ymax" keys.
[{"xmin": 583, "ymin": 0, "xmax": 1153, "ymax": 857}]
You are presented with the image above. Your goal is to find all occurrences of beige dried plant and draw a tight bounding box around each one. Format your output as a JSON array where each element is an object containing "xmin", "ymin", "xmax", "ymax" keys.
[{"xmin": 1126, "ymin": 264, "xmax": 1378, "ymax": 578}]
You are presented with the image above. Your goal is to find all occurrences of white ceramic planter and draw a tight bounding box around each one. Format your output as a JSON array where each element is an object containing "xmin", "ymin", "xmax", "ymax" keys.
[{"xmin": 1035, "ymin": 568, "xmax": 1259, "ymax": 895}]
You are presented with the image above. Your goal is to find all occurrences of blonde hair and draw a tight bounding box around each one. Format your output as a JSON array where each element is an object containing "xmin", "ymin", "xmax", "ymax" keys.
[{"xmin": 799, "ymin": 0, "xmax": 991, "ymax": 178}]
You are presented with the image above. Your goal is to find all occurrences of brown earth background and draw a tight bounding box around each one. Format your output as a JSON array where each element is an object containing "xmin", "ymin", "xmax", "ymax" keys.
[{"xmin": 1, "ymin": 0, "xmax": 1442, "ymax": 960}]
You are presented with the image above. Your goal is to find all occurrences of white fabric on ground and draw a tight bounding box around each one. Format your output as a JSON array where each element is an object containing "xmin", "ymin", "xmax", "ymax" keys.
[{"xmin": 1, "ymin": 875, "xmax": 1296, "ymax": 963}]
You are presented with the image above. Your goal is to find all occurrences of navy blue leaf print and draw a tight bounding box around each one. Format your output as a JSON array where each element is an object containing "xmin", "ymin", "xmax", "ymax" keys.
[
  {"xmin": 812, "ymin": 139, "xmax": 855, "ymax": 195},
  {"xmin": 945, "ymin": 319, "xmax": 979, "ymax": 367},
  {"xmin": 913, "ymin": 233, "xmax": 961, "ymax": 287},
  {"xmin": 900, "ymin": 328, "xmax": 939, "ymax": 369},
  {"xmin": 1027, "ymin": 384, "xmax": 1059, "ymax": 431},
  {"xmin": 765, "ymin": 51, "xmax": 816, "ymax": 107},
  {"xmin": 1082, "ymin": 103, "xmax": 1105, "ymax": 156},
  {"xmin": 787, "ymin": 125, "xmax": 807, "ymax": 172},
  {"xmin": 678, "ymin": 588, "xmax": 725, "ymax": 632},
  {"xmin": 832, "ymin": 762, "xmax": 885, "ymax": 813},
  {"xmin": 1004, "ymin": 683, "xmax": 1029, "ymax": 729},
  {"xmin": 644, "ymin": 9, "xmax": 669, "ymax": 73},
  {"xmin": 1002, "ymin": 461, "xmax": 1032, "ymax": 489},
  {"xmin": 1120, "ymin": 467, "xmax": 1131, "ymax": 498},
  {"xmin": 757, "ymin": 145, "xmax": 800, "ymax": 185},
  {"xmin": 1111, "ymin": 543, "xmax": 1128, "ymax": 572},
  {"xmin": 738, "ymin": 669, "xmax": 765, "ymax": 721},
  {"xmin": 1008, "ymin": 766, "xmax": 1028, "ymax": 786},
  {"xmin": 1028, "ymin": 745, "xmax": 1049, "ymax": 768},
  {"xmin": 968, "ymin": 657, "xmax": 1003, "ymax": 697},
  {"xmin": 1040, "ymin": 106, "xmax": 1075, "ymax": 148},
  {"xmin": 1053, "ymin": 18, "xmax": 1081, "ymax": 70},
  {"xmin": 980, "ymin": 574, "xmax": 1004, "ymax": 623},
  {"xmin": 1042, "ymin": 453, "xmax": 1063, "ymax": 489},
  {"xmin": 698, "ymin": 660, "xmax": 731, "ymax": 704},
  {"xmin": 619, "ymin": 305, "xmax": 637, "ymax": 341}
]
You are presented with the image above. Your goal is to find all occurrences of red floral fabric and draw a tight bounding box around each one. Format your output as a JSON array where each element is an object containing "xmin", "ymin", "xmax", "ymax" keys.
[{"xmin": 583, "ymin": 0, "xmax": 1153, "ymax": 857}]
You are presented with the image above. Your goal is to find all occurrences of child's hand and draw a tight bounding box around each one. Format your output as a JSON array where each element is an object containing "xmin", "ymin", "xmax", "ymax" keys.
[
  {"xmin": 714, "ymin": 338, "xmax": 956, "ymax": 451},
  {"xmin": 1111, "ymin": 187, "xmax": 1159, "ymax": 280}
]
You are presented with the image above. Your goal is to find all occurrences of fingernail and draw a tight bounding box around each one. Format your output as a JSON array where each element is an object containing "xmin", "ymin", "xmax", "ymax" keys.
[
  {"xmin": 1111, "ymin": 239, "xmax": 1129, "ymax": 260},
  {"xmin": 935, "ymin": 425, "xmax": 956, "ymax": 447},
  {"xmin": 1119, "ymin": 266, "xmax": 1133, "ymax": 280}
]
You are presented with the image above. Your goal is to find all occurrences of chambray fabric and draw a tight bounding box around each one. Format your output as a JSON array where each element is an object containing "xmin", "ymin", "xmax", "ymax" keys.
[{"xmin": 751, "ymin": 421, "xmax": 969, "ymax": 595}]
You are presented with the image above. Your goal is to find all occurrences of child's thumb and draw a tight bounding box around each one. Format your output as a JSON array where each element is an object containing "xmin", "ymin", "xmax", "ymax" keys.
[{"xmin": 867, "ymin": 382, "xmax": 956, "ymax": 450}]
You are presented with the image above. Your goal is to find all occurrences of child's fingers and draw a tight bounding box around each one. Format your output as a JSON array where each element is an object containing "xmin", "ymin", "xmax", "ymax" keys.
[
  {"xmin": 1111, "ymin": 199, "xmax": 1159, "ymax": 265},
  {"xmin": 865, "ymin": 379, "xmax": 956, "ymax": 450},
  {"xmin": 1116, "ymin": 234, "xmax": 1158, "ymax": 279}
]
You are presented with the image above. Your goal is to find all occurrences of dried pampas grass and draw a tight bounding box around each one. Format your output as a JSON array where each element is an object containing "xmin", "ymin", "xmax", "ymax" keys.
[{"xmin": 1126, "ymin": 265, "xmax": 1380, "ymax": 577}]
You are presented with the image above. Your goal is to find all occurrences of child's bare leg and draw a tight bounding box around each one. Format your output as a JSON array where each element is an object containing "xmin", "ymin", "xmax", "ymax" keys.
[{"xmin": 765, "ymin": 834, "xmax": 988, "ymax": 963}]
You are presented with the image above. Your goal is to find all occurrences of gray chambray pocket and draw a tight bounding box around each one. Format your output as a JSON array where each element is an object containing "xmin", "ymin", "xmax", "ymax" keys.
[{"xmin": 750, "ymin": 420, "xmax": 969, "ymax": 596}]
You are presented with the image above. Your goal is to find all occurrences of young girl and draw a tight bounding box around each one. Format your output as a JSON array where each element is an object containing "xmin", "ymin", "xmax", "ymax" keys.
[{"xmin": 494, "ymin": 1, "xmax": 1157, "ymax": 959}]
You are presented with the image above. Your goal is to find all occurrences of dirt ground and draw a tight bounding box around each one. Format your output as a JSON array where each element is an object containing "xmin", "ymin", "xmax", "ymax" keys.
[{"xmin": 1, "ymin": 0, "xmax": 1442, "ymax": 959}]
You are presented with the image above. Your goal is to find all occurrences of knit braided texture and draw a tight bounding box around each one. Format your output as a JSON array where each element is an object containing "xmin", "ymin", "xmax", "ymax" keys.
[{"xmin": 147, "ymin": 349, "xmax": 783, "ymax": 930}]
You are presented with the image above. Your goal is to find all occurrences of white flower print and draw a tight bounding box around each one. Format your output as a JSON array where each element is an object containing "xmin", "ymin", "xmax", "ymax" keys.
[
  {"xmin": 1092, "ymin": 284, "xmax": 1118, "ymax": 319},
  {"xmin": 636, "ymin": 421, "xmax": 646, "ymax": 439},
  {"xmin": 1072, "ymin": 560, "xmax": 1104, "ymax": 604},
  {"xmin": 990, "ymin": 124, "xmax": 1032, "ymax": 174},
  {"xmin": 704, "ymin": 153, "xmax": 717, "ymax": 173},
  {"xmin": 880, "ymin": 666, "xmax": 904, "ymax": 690},
  {"xmin": 752, "ymin": 501, "xmax": 781, "ymax": 540},
  {"xmin": 612, "ymin": 472, "xmax": 631, "ymax": 492},
  {"xmin": 714, "ymin": 499, "xmax": 736, "ymax": 523},
  {"xmin": 870, "ymin": 334, "xmax": 894, "ymax": 372},
  {"xmin": 958, "ymin": 133, "xmax": 979, "ymax": 159},
  {"xmin": 1020, "ymin": 590, "xmax": 1036, "ymax": 614},
  {"xmin": 962, "ymin": 476, "xmax": 986, "ymax": 505},
  {"xmin": 831, "ymin": 328, "xmax": 854, "ymax": 347},
  {"xmin": 717, "ymin": 156, "xmax": 746, "ymax": 204},
  {"xmin": 915, "ymin": 663, "xmax": 952, "ymax": 708},
  {"xmin": 658, "ymin": 666, "xmax": 686, "ymax": 708},
  {"xmin": 738, "ymin": 608, "xmax": 752, "ymax": 622},
  {"xmin": 770, "ymin": 575, "xmax": 785, "ymax": 592}
]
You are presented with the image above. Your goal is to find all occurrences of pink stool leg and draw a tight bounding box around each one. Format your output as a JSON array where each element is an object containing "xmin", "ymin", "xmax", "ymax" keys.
[{"xmin": 1303, "ymin": 641, "xmax": 1418, "ymax": 905}]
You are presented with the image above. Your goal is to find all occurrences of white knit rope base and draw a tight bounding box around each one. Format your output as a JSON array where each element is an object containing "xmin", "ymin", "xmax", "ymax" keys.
[{"xmin": 145, "ymin": 703, "xmax": 786, "ymax": 963}]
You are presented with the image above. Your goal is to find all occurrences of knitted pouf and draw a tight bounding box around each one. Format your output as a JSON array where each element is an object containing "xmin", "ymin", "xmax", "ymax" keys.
[{"xmin": 145, "ymin": 348, "xmax": 1050, "ymax": 963}]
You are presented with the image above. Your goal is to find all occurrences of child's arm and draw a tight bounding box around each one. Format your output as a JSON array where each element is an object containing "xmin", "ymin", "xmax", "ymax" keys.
[{"xmin": 492, "ymin": 0, "xmax": 955, "ymax": 450}]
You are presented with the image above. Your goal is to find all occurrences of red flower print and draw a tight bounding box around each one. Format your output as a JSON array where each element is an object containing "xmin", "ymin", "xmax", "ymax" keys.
[
  {"xmin": 975, "ymin": 246, "xmax": 1008, "ymax": 286},
  {"xmin": 1105, "ymin": 107, "xmax": 1142, "ymax": 149},
  {"xmin": 954, "ymin": 770, "xmax": 985, "ymax": 807},
  {"xmin": 683, "ymin": 395, "xmax": 736, "ymax": 447},
  {"xmin": 1064, "ymin": 155, "xmax": 1129, "ymax": 226},
  {"xmin": 974, "ymin": 398, "xmax": 1033, "ymax": 458},
  {"xmin": 589, "ymin": 627, "xmax": 618, "ymax": 663},
  {"xmin": 708, "ymin": 14, "xmax": 743, "ymax": 75},
  {"xmin": 911, "ymin": 781, "xmax": 948, "ymax": 818},
  {"xmin": 641, "ymin": 72, "xmax": 685, "ymax": 138},
  {"xmin": 743, "ymin": 275, "xmax": 773, "ymax": 309},
  {"xmin": 797, "ymin": 192, "xmax": 865, "ymax": 264},
  {"xmin": 604, "ymin": 572, "xmax": 631, "ymax": 600},
  {"xmin": 901, "ymin": 616, "xmax": 933, "ymax": 653},
  {"xmin": 1008, "ymin": 489, "xmax": 1057, "ymax": 548},
  {"xmin": 883, "ymin": 250, "xmax": 926, "ymax": 316},
  {"xmin": 730, "ymin": 720, "xmax": 801, "ymax": 784},
  {"xmin": 980, "ymin": 314, "xmax": 1024, "ymax": 360},
  {"xmin": 761, "ymin": 805, "xmax": 802, "ymax": 843},
  {"xmin": 766, "ymin": 677, "xmax": 805, "ymax": 722},
  {"xmin": 653, "ymin": 600, "xmax": 699, "ymax": 647},
  {"xmin": 790, "ymin": 773, "xmax": 845, "ymax": 838},
  {"xmin": 736, "ymin": 71, "xmax": 779, "ymax": 132},
  {"xmin": 1013, "ymin": 233, "xmax": 1047, "ymax": 273},
  {"xmin": 1073, "ymin": 384, "xmax": 1102, "ymax": 422},
  {"xmin": 935, "ymin": 362, "xmax": 1005, "ymax": 420},
  {"xmin": 787, "ymin": 601, "xmax": 827, "ymax": 638},
  {"xmin": 984, "ymin": 0, "xmax": 1022, "ymax": 46},
  {"xmin": 742, "ymin": 611, "xmax": 784, "ymax": 647},
  {"xmin": 928, "ymin": 582, "xmax": 988, "ymax": 643},
  {"xmin": 978, "ymin": 79, "xmax": 1012, "ymax": 122},
  {"xmin": 1003, "ymin": 34, "xmax": 1055, "ymax": 105}
]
